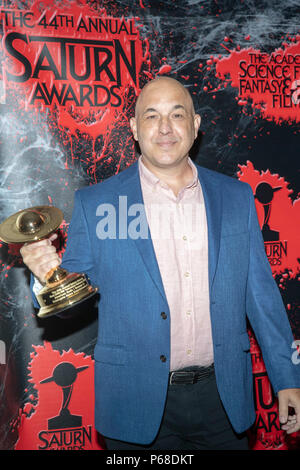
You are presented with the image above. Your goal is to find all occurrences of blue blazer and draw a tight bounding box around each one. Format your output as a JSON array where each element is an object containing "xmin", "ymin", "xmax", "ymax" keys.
[{"xmin": 37, "ymin": 161, "xmax": 300, "ymax": 444}]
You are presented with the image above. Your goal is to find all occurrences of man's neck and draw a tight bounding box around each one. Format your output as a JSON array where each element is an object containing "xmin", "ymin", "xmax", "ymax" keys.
[{"xmin": 141, "ymin": 156, "xmax": 194, "ymax": 196}]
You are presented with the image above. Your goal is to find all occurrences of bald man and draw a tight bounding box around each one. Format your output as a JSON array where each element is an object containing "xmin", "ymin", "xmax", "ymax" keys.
[{"xmin": 21, "ymin": 77, "xmax": 300, "ymax": 450}]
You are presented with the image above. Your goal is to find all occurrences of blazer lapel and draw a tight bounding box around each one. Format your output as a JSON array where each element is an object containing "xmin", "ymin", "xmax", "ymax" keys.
[
  {"xmin": 119, "ymin": 162, "xmax": 167, "ymax": 302},
  {"xmin": 196, "ymin": 165, "xmax": 223, "ymax": 292}
]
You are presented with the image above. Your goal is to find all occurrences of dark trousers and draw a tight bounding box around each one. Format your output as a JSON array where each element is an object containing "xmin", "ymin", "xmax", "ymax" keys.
[{"xmin": 104, "ymin": 368, "xmax": 249, "ymax": 450}]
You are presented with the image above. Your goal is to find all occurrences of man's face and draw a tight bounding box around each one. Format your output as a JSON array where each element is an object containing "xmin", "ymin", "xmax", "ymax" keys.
[{"xmin": 130, "ymin": 78, "xmax": 201, "ymax": 171}]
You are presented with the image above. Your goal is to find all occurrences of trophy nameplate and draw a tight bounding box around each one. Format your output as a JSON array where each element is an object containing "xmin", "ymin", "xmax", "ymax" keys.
[{"xmin": 0, "ymin": 206, "xmax": 98, "ymax": 318}]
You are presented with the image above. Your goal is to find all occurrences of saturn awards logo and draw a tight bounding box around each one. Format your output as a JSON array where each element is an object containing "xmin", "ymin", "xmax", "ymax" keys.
[
  {"xmin": 15, "ymin": 342, "xmax": 103, "ymax": 450},
  {"xmin": 238, "ymin": 161, "xmax": 300, "ymax": 277},
  {"xmin": 38, "ymin": 362, "xmax": 91, "ymax": 449},
  {"xmin": 253, "ymin": 181, "xmax": 287, "ymax": 268}
]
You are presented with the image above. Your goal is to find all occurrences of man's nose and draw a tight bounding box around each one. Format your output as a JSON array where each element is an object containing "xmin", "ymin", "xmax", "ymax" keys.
[{"xmin": 158, "ymin": 116, "xmax": 172, "ymax": 134}]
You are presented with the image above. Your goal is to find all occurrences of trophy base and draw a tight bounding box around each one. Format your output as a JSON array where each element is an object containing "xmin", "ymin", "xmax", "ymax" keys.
[{"xmin": 37, "ymin": 272, "xmax": 98, "ymax": 318}]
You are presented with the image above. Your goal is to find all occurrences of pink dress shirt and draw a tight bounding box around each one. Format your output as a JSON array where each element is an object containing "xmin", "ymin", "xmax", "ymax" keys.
[{"xmin": 138, "ymin": 157, "xmax": 214, "ymax": 371}]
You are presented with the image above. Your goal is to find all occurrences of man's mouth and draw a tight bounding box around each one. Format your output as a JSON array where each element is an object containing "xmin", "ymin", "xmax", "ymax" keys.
[{"xmin": 156, "ymin": 140, "xmax": 177, "ymax": 148}]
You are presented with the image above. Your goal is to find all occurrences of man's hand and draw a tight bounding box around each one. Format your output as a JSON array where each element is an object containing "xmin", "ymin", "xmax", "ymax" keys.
[
  {"xmin": 278, "ymin": 388, "xmax": 300, "ymax": 434},
  {"xmin": 20, "ymin": 233, "xmax": 61, "ymax": 284}
]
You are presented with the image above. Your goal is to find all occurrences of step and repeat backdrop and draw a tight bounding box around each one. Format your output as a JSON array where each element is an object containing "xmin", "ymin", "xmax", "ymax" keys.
[{"xmin": 0, "ymin": 0, "xmax": 299, "ymax": 450}]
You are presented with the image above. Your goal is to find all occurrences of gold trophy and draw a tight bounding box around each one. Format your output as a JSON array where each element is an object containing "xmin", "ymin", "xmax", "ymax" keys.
[{"xmin": 0, "ymin": 206, "xmax": 98, "ymax": 318}]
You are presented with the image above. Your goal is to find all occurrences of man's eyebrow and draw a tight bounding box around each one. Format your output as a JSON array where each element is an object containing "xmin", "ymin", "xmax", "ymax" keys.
[
  {"xmin": 173, "ymin": 105, "xmax": 186, "ymax": 111},
  {"xmin": 143, "ymin": 107, "xmax": 158, "ymax": 114},
  {"xmin": 143, "ymin": 104, "xmax": 186, "ymax": 114}
]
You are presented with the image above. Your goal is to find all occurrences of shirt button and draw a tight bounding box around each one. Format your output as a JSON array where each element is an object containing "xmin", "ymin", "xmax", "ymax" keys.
[
  {"xmin": 160, "ymin": 355, "xmax": 167, "ymax": 363},
  {"xmin": 187, "ymin": 349, "xmax": 192, "ymax": 355},
  {"xmin": 161, "ymin": 312, "xmax": 167, "ymax": 319},
  {"xmin": 184, "ymin": 272, "xmax": 190, "ymax": 277},
  {"xmin": 182, "ymin": 235, "xmax": 187, "ymax": 241},
  {"xmin": 186, "ymin": 310, "xmax": 192, "ymax": 316}
]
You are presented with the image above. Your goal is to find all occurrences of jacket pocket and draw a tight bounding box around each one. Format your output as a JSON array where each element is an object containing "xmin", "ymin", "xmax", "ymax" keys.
[{"xmin": 94, "ymin": 343, "xmax": 127, "ymax": 365}]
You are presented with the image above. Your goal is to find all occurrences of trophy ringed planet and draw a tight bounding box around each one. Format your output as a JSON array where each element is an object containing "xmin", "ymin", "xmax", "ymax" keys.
[{"xmin": 0, "ymin": 206, "xmax": 63, "ymax": 244}]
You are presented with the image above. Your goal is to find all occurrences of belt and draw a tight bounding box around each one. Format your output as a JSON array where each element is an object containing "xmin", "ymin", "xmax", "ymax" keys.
[{"xmin": 169, "ymin": 363, "xmax": 214, "ymax": 385}]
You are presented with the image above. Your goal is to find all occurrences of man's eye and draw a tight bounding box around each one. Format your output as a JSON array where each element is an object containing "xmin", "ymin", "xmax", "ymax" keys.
[
  {"xmin": 146, "ymin": 114, "xmax": 157, "ymax": 119},
  {"xmin": 172, "ymin": 113, "xmax": 184, "ymax": 119}
]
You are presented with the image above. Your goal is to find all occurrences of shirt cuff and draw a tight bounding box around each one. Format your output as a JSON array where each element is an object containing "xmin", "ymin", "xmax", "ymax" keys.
[{"xmin": 32, "ymin": 277, "xmax": 44, "ymax": 296}]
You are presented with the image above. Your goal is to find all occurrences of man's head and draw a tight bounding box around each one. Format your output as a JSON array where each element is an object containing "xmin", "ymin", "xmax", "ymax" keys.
[{"xmin": 130, "ymin": 77, "xmax": 201, "ymax": 172}]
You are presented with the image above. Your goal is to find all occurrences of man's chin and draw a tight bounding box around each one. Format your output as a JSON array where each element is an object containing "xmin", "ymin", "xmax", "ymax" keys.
[{"xmin": 141, "ymin": 154, "xmax": 189, "ymax": 170}]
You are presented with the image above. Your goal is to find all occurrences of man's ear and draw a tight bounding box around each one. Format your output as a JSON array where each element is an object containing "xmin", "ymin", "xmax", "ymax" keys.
[
  {"xmin": 130, "ymin": 117, "xmax": 138, "ymax": 141},
  {"xmin": 194, "ymin": 114, "xmax": 201, "ymax": 139}
]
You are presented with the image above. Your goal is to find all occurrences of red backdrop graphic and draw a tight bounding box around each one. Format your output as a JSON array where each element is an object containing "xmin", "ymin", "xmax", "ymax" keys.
[
  {"xmin": 238, "ymin": 161, "xmax": 300, "ymax": 277},
  {"xmin": 15, "ymin": 342, "xmax": 104, "ymax": 450},
  {"xmin": 0, "ymin": 0, "xmax": 146, "ymax": 181},
  {"xmin": 247, "ymin": 329, "xmax": 300, "ymax": 450},
  {"xmin": 0, "ymin": 0, "xmax": 299, "ymax": 451},
  {"xmin": 212, "ymin": 37, "xmax": 300, "ymax": 123},
  {"xmin": 237, "ymin": 162, "xmax": 300, "ymax": 450}
]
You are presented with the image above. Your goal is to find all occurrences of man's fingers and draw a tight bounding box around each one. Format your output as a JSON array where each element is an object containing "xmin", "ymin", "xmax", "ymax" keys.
[
  {"xmin": 282, "ymin": 421, "xmax": 300, "ymax": 434},
  {"xmin": 21, "ymin": 236, "xmax": 56, "ymax": 251},
  {"xmin": 278, "ymin": 389, "xmax": 300, "ymax": 434},
  {"xmin": 19, "ymin": 234, "xmax": 61, "ymax": 283},
  {"xmin": 21, "ymin": 244, "xmax": 58, "ymax": 266},
  {"xmin": 36, "ymin": 257, "xmax": 61, "ymax": 280},
  {"xmin": 49, "ymin": 233, "xmax": 58, "ymax": 242},
  {"xmin": 278, "ymin": 395, "xmax": 289, "ymax": 424}
]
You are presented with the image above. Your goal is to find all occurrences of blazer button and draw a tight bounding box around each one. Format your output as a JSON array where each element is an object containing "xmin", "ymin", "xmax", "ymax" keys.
[
  {"xmin": 160, "ymin": 355, "xmax": 167, "ymax": 363},
  {"xmin": 161, "ymin": 312, "xmax": 167, "ymax": 319}
]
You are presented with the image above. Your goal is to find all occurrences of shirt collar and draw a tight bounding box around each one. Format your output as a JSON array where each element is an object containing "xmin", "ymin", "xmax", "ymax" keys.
[{"xmin": 138, "ymin": 156, "xmax": 199, "ymax": 191}]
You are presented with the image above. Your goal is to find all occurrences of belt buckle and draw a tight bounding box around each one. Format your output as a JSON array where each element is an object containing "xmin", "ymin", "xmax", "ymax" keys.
[
  {"xmin": 169, "ymin": 371, "xmax": 176, "ymax": 385},
  {"xmin": 169, "ymin": 371, "xmax": 196, "ymax": 385}
]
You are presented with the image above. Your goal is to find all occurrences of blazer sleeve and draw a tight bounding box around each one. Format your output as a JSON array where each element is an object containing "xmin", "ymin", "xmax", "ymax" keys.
[
  {"xmin": 245, "ymin": 184, "xmax": 300, "ymax": 393},
  {"xmin": 60, "ymin": 189, "xmax": 98, "ymax": 288}
]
